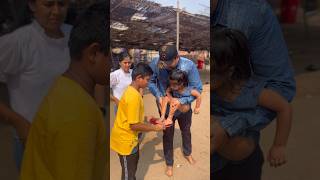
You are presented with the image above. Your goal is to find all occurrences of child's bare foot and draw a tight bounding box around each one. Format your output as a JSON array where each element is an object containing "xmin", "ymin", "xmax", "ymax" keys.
[
  {"xmin": 165, "ymin": 166, "xmax": 173, "ymax": 177},
  {"xmin": 184, "ymin": 155, "xmax": 196, "ymax": 165}
]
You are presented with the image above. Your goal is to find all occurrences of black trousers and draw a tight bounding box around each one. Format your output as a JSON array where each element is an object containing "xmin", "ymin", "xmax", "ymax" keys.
[
  {"xmin": 211, "ymin": 145, "xmax": 264, "ymax": 180},
  {"xmin": 118, "ymin": 150, "xmax": 139, "ymax": 180},
  {"xmin": 163, "ymin": 109, "xmax": 193, "ymax": 166}
]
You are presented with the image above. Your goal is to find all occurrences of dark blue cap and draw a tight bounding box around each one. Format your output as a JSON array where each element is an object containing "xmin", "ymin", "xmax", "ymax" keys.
[{"xmin": 159, "ymin": 45, "xmax": 178, "ymax": 62}]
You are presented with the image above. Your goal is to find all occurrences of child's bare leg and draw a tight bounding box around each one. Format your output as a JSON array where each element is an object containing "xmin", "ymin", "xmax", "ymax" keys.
[{"xmin": 165, "ymin": 99, "xmax": 180, "ymax": 126}]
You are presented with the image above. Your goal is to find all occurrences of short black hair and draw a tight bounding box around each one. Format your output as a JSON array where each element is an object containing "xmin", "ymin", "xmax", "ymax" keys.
[
  {"xmin": 118, "ymin": 50, "xmax": 131, "ymax": 62},
  {"xmin": 169, "ymin": 69, "xmax": 188, "ymax": 87},
  {"xmin": 212, "ymin": 27, "xmax": 252, "ymax": 82},
  {"xmin": 132, "ymin": 62, "xmax": 153, "ymax": 80},
  {"xmin": 68, "ymin": 1, "xmax": 109, "ymax": 60}
]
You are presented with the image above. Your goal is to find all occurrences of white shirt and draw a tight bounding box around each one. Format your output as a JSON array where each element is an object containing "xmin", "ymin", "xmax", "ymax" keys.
[
  {"xmin": 0, "ymin": 20, "xmax": 72, "ymax": 122},
  {"xmin": 110, "ymin": 68, "xmax": 132, "ymax": 100}
]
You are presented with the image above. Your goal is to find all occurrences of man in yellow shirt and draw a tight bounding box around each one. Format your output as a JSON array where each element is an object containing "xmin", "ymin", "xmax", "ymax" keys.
[
  {"xmin": 20, "ymin": 2, "xmax": 109, "ymax": 180},
  {"xmin": 111, "ymin": 63, "xmax": 164, "ymax": 180}
]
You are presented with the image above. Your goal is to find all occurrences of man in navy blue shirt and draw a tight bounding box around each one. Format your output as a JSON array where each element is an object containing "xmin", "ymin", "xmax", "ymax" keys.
[
  {"xmin": 211, "ymin": 0, "xmax": 296, "ymax": 179},
  {"xmin": 148, "ymin": 45, "xmax": 203, "ymax": 176}
]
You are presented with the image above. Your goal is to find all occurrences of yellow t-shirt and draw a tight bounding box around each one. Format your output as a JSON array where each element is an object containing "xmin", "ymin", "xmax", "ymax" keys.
[
  {"xmin": 110, "ymin": 85, "xmax": 144, "ymax": 155},
  {"xmin": 20, "ymin": 76, "xmax": 107, "ymax": 180}
]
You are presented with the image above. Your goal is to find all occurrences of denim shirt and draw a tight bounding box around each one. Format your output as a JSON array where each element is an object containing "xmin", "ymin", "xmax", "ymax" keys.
[
  {"xmin": 212, "ymin": 76, "xmax": 271, "ymax": 136},
  {"xmin": 211, "ymin": 0, "xmax": 296, "ymax": 172},
  {"xmin": 212, "ymin": 0, "xmax": 296, "ymax": 102},
  {"xmin": 171, "ymin": 87, "xmax": 193, "ymax": 100},
  {"xmin": 148, "ymin": 57, "xmax": 203, "ymax": 105}
]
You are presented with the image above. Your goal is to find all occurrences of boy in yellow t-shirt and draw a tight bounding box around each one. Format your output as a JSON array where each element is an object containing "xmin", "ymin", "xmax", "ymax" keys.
[
  {"xmin": 21, "ymin": 3, "xmax": 109, "ymax": 180},
  {"xmin": 111, "ymin": 63, "xmax": 164, "ymax": 180}
]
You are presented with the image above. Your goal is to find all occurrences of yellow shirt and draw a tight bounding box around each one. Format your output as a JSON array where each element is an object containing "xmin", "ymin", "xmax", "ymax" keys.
[
  {"xmin": 110, "ymin": 85, "xmax": 144, "ymax": 155},
  {"xmin": 20, "ymin": 76, "xmax": 107, "ymax": 180}
]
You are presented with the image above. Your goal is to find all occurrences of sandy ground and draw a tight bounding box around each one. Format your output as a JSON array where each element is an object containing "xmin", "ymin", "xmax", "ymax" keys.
[{"xmin": 109, "ymin": 84, "xmax": 211, "ymax": 180}]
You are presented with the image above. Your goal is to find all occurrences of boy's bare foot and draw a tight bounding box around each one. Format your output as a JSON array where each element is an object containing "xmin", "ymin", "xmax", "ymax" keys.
[
  {"xmin": 184, "ymin": 155, "xmax": 196, "ymax": 165},
  {"xmin": 165, "ymin": 166, "xmax": 173, "ymax": 177}
]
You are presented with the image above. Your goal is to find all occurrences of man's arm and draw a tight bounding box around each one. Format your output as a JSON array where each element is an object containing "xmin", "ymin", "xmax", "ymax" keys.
[
  {"xmin": 147, "ymin": 60, "xmax": 162, "ymax": 100},
  {"xmin": 250, "ymin": 2, "xmax": 295, "ymax": 102}
]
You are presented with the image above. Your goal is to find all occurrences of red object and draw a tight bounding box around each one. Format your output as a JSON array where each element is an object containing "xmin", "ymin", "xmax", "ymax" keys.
[
  {"xmin": 281, "ymin": 0, "xmax": 300, "ymax": 24},
  {"xmin": 149, "ymin": 118, "xmax": 160, "ymax": 125},
  {"xmin": 197, "ymin": 59, "xmax": 204, "ymax": 70}
]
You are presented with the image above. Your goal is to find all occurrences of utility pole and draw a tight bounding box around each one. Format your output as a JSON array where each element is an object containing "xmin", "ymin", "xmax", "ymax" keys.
[{"xmin": 176, "ymin": 0, "xmax": 180, "ymax": 50}]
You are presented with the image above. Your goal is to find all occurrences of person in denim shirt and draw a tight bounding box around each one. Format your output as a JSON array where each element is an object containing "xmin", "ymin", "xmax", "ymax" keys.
[
  {"xmin": 211, "ymin": 0, "xmax": 296, "ymax": 179},
  {"xmin": 160, "ymin": 69, "xmax": 202, "ymax": 126},
  {"xmin": 148, "ymin": 45, "xmax": 203, "ymax": 177}
]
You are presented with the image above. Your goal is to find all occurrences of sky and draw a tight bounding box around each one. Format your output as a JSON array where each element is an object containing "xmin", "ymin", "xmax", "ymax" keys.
[{"xmin": 150, "ymin": 0, "xmax": 210, "ymax": 16}]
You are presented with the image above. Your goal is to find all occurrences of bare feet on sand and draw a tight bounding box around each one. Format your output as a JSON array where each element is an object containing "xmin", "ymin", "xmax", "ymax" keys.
[
  {"xmin": 185, "ymin": 155, "xmax": 196, "ymax": 165},
  {"xmin": 166, "ymin": 166, "xmax": 173, "ymax": 177}
]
